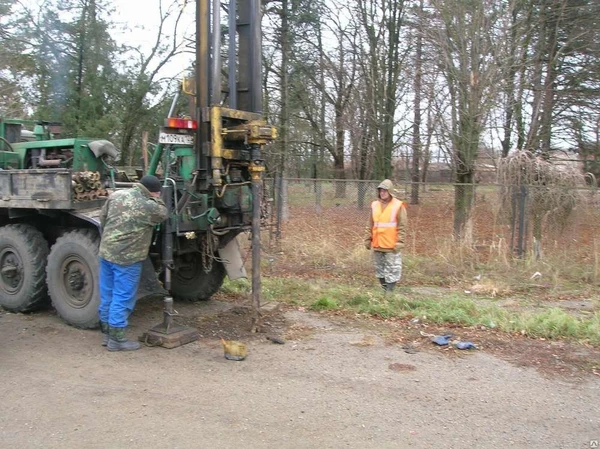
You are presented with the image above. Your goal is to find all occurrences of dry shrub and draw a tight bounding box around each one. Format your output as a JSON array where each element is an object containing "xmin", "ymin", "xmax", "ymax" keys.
[
  {"xmin": 497, "ymin": 151, "xmax": 587, "ymax": 245},
  {"xmin": 271, "ymin": 218, "xmax": 371, "ymax": 276},
  {"xmin": 469, "ymin": 279, "xmax": 512, "ymax": 298}
]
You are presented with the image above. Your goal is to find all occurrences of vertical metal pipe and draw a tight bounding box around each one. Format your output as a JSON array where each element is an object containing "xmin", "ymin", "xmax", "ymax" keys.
[
  {"xmin": 163, "ymin": 297, "xmax": 174, "ymax": 332},
  {"xmin": 211, "ymin": 0, "xmax": 222, "ymax": 105},
  {"xmin": 167, "ymin": 89, "xmax": 181, "ymax": 118},
  {"xmin": 276, "ymin": 174, "xmax": 282, "ymax": 243},
  {"xmin": 517, "ymin": 184, "xmax": 527, "ymax": 257},
  {"xmin": 250, "ymin": 143, "xmax": 262, "ymax": 316},
  {"xmin": 510, "ymin": 189, "xmax": 517, "ymax": 254},
  {"xmin": 197, "ymin": 0, "xmax": 210, "ymax": 179},
  {"xmin": 147, "ymin": 144, "xmax": 164, "ymax": 177},
  {"xmin": 162, "ymin": 184, "xmax": 174, "ymax": 291},
  {"xmin": 228, "ymin": 0, "xmax": 237, "ymax": 109},
  {"xmin": 197, "ymin": 0, "xmax": 209, "ymax": 112},
  {"xmin": 250, "ymin": 0, "xmax": 262, "ymax": 113}
]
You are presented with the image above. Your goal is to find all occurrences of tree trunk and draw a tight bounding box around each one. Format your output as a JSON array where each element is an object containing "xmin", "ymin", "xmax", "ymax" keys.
[
  {"xmin": 279, "ymin": 0, "xmax": 290, "ymax": 178},
  {"xmin": 334, "ymin": 103, "xmax": 346, "ymax": 198},
  {"xmin": 410, "ymin": 0, "xmax": 423, "ymax": 205},
  {"xmin": 454, "ymin": 171, "xmax": 475, "ymax": 241}
]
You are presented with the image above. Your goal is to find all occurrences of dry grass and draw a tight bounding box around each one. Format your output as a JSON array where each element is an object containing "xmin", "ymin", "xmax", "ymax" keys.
[{"xmin": 262, "ymin": 181, "xmax": 600, "ymax": 294}]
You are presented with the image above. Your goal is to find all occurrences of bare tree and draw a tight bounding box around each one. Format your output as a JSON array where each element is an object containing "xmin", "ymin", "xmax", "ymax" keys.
[
  {"xmin": 284, "ymin": 2, "xmax": 358, "ymax": 198},
  {"xmin": 422, "ymin": 0, "xmax": 503, "ymax": 240},
  {"xmin": 355, "ymin": 0, "xmax": 408, "ymax": 180},
  {"xmin": 410, "ymin": 0, "xmax": 424, "ymax": 204},
  {"xmin": 118, "ymin": 0, "xmax": 192, "ymax": 164}
]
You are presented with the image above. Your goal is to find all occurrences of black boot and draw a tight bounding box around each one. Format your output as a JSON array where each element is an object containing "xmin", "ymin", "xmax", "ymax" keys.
[
  {"xmin": 385, "ymin": 283, "xmax": 396, "ymax": 295},
  {"xmin": 107, "ymin": 326, "xmax": 141, "ymax": 352},
  {"xmin": 378, "ymin": 278, "xmax": 386, "ymax": 289},
  {"xmin": 100, "ymin": 321, "xmax": 109, "ymax": 347}
]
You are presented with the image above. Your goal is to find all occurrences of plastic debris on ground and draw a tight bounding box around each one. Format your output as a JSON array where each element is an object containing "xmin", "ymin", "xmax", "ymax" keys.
[
  {"xmin": 455, "ymin": 341, "xmax": 477, "ymax": 350},
  {"xmin": 431, "ymin": 335, "xmax": 453, "ymax": 346}
]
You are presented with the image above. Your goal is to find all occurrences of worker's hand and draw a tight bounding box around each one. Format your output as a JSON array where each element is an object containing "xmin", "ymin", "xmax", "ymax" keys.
[{"xmin": 394, "ymin": 243, "xmax": 404, "ymax": 253}]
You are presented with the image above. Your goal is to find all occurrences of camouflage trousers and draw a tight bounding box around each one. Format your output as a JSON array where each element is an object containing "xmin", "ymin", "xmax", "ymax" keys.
[{"xmin": 373, "ymin": 251, "xmax": 402, "ymax": 284}]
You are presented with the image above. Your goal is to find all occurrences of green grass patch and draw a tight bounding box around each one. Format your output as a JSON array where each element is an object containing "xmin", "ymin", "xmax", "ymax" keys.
[
  {"xmin": 232, "ymin": 275, "xmax": 600, "ymax": 346},
  {"xmin": 220, "ymin": 278, "xmax": 251, "ymax": 295},
  {"xmin": 310, "ymin": 297, "xmax": 339, "ymax": 310}
]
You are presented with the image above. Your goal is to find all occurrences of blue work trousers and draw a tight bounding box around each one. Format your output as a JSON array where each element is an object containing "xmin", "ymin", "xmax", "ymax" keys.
[{"xmin": 98, "ymin": 258, "xmax": 143, "ymax": 328}]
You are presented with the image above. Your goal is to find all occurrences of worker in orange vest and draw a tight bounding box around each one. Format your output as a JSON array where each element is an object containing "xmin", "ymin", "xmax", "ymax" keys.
[{"xmin": 364, "ymin": 179, "xmax": 408, "ymax": 293}]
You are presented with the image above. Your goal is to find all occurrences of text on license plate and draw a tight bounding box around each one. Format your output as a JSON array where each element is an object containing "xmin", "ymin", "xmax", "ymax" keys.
[{"xmin": 159, "ymin": 132, "xmax": 194, "ymax": 145}]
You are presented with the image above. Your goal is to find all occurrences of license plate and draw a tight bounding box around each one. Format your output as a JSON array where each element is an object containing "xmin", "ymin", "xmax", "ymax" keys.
[{"xmin": 159, "ymin": 132, "xmax": 194, "ymax": 145}]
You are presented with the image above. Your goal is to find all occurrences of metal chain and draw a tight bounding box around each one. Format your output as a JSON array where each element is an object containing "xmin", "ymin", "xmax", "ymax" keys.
[{"xmin": 201, "ymin": 234, "xmax": 214, "ymax": 274}]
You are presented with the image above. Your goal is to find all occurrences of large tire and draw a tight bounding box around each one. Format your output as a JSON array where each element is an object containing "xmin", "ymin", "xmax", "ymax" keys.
[
  {"xmin": 46, "ymin": 230, "xmax": 100, "ymax": 329},
  {"xmin": 171, "ymin": 253, "xmax": 226, "ymax": 301},
  {"xmin": 0, "ymin": 224, "xmax": 49, "ymax": 312}
]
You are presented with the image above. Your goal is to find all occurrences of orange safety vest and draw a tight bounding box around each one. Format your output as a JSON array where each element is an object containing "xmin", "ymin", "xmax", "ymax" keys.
[{"xmin": 371, "ymin": 198, "xmax": 403, "ymax": 249}]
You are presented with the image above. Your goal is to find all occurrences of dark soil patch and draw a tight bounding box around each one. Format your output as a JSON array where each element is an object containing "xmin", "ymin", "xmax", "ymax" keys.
[
  {"xmin": 388, "ymin": 363, "xmax": 417, "ymax": 372},
  {"xmin": 180, "ymin": 303, "xmax": 288, "ymax": 343}
]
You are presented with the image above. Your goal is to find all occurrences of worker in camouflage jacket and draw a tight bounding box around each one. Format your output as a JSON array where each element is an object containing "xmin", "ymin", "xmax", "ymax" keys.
[
  {"xmin": 364, "ymin": 179, "xmax": 408, "ymax": 293},
  {"xmin": 98, "ymin": 175, "xmax": 167, "ymax": 351}
]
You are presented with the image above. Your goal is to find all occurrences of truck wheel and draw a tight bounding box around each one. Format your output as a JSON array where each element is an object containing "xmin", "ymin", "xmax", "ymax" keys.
[
  {"xmin": 46, "ymin": 230, "xmax": 100, "ymax": 329},
  {"xmin": 171, "ymin": 254, "xmax": 226, "ymax": 301},
  {"xmin": 0, "ymin": 224, "xmax": 49, "ymax": 312}
]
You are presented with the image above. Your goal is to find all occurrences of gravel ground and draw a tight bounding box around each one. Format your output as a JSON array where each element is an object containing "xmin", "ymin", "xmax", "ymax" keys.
[{"xmin": 0, "ymin": 299, "xmax": 599, "ymax": 449}]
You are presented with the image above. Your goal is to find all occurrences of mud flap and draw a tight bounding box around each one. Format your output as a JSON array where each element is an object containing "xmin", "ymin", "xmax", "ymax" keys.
[
  {"xmin": 136, "ymin": 257, "xmax": 167, "ymax": 300},
  {"xmin": 218, "ymin": 238, "xmax": 247, "ymax": 281}
]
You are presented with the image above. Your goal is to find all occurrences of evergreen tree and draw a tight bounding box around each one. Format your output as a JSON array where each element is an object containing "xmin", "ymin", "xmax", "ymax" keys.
[{"xmin": 30, "ymin": 0, "xmax": 120, "ymax": 137}]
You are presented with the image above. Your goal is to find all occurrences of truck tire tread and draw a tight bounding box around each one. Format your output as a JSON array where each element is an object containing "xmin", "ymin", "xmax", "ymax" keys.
[
  {"xmin": 46, "ymin": 229, "xmax": 100, "ymax": 329},
  {"xmin": 0, "ymin": 224, "xmax": 49, "ymax": 312}
]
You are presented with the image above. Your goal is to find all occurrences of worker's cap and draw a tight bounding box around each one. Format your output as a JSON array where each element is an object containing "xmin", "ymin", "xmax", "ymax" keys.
[{"xmin": 140, "ymin": 175, "xmax": 162, "ymax": 193}]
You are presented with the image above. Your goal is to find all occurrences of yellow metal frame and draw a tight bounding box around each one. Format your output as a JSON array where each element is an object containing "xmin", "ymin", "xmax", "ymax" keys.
[{"xmin": 208, "ymin": 105, "xmax": 277, "ymax": 184}]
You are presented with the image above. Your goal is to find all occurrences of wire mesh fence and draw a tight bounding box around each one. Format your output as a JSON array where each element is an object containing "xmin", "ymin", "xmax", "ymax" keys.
[{"xmin": 261, "ymin": 178, "xmax": 600, "ymax": 283}]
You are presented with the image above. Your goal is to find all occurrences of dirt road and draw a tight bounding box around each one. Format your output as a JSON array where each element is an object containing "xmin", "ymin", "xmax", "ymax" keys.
[{"xmin": 1, "ymin": 298, "xmax": 599, "ymax": 449}]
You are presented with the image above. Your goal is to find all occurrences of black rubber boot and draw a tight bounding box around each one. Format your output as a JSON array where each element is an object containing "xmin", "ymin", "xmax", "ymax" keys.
[
  {"xmin": 378, "ymin": 278, "xmax": 386, "ymax": 289},
  {"xmin": 107, "ymin": 326, "xmax": 141, "ymax": 352},
  {"xmin": 385, "ymin": 283, "xmax": 396, "ymax": 295},
  {"xmin": 100, "ymin": 321, "xmax": 109, "ymax": 347}
]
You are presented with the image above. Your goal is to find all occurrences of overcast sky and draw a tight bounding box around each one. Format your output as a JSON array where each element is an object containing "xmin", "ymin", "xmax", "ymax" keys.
[{"xmin": 113, "ymin": 0, "xmax": 195, "ymax": 78}]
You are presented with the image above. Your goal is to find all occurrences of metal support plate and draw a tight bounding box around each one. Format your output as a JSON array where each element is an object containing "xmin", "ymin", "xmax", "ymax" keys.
[{"xmin": 139, "ymin": 327, "xmax": 200, "ymax": 349}]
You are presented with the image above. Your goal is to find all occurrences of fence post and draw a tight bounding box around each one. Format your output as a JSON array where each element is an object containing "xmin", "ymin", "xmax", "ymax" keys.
[
  {"xmin": 315, "ymin": 178, "xmax": 322, "ymax": 215},
  {"xmin": 275, "ymin": 175, "xmax": 282, "ymax": 245},
  {"xmin": 517, "ymin": 184, "xmax": 528, "ymax": 257}
]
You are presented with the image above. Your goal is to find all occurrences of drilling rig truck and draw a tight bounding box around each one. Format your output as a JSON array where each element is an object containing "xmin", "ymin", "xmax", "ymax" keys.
[{"xmin": 0, "ymin": 0, "xmax": 275, "ymax": 329}]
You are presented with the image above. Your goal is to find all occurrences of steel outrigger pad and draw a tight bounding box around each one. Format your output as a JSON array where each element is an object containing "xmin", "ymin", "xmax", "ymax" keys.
[{"xmin": 139, "ymin": 296, "xmax": 200, "ymax": 349}]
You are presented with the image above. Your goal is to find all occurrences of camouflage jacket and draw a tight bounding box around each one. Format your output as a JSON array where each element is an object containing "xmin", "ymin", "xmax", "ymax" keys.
[{"xmin": 99, "ymin": 184, "xmax": 168, "ymax": 265}]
